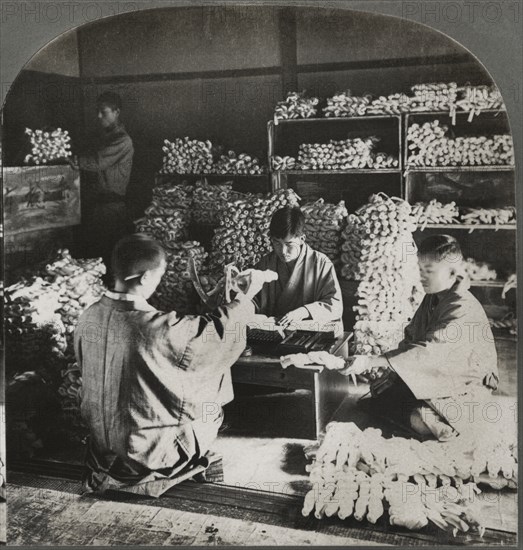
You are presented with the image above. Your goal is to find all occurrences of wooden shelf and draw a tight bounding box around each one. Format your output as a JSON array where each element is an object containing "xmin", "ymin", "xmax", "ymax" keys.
[
  {"xmin": 490, "ymin": 328, "xmax": 517, "ymax": 342},
  {"xmin": 158, "ymin": 172, "xmax": 268, "ymax": 177},
  {"xmin": 406, "ymin": 108, "xmax": 506, "ymax": 117},
  {"xmin": 275, "ymin": 169, "xmax": 400, "ymax": 175},
  {"xmin": 405, "ymin": 165, "xmax": 514, "ymax": 173},
  {"xmin": 273, "ymin": 114, "xmax": 400, "ymax": 123},
  {"xmin": 417, "ymin": 223, "xmax": 516, "ymax": 231},
  {"xmin": 274, "ymin": 110, "xmax": 506, "ymax": 123},
  {"xmin": 470, "ymin": 280, "xmax": 504, "ymax": 288}
]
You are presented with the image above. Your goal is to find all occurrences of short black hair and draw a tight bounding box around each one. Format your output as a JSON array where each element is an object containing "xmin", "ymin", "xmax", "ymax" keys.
[
  {"xmin": 269, "ymin": 207, "xmax": 305, "ymax": 239},
  {"xmin": 111, "ymin": 234, "xmax": 165, "ymax": 282},
  {"xmin": 418, "ymin": 234, "xmax": 463, "ymax": 262},
  {"xmin": 97, "ymin": 91, "xmax": 122, "ymax": 111}
]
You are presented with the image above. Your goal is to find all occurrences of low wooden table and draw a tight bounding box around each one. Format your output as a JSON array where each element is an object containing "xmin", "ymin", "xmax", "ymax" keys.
[{"xmin": 231, "ymin": 332, "xmax": 351, "ymax": 440}]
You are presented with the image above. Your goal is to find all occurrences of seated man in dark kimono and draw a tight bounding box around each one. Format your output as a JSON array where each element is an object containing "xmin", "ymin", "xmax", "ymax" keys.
[
  {"xmin": 337, "ymin": 234, "xmax": 499, "ymax": 441},
  {"xmin": 74, "ymin": 234, "xmax": 270, "ymax": 497},
  {"xmin": 254, "ymin": 206, "xmax": 343, "ymax": 333}
]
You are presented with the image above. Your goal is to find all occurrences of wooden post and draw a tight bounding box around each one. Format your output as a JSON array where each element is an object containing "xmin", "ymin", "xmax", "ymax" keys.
[{"xmin": 278, "ymin": 8, "xmax": 298, "ymax": 96}]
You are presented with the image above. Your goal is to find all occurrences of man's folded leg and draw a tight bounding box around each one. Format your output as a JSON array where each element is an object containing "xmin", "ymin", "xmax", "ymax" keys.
[
  {"xmin": 356, "ymin": 380, "xmax": 428, "ymax": 439},
  {"xmin": 410, "ymin": 406, "xmax": 458, "ymax": 442}
]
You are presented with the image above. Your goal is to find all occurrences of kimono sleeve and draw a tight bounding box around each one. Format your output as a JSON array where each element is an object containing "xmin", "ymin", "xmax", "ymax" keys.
[
  {"xmin": 385, "ymin": 294, "xmax": 481, "ymax": 400},
  {"xmin": 167, "ymin": 297, "xmax": 255, "ymax": 374},
  {"xmin": 397, "ymin": 299, "xmax": 425, "ymax": 350},
  {"xmin": 303, "ymin": 258, "xmax": 343, "ymax": 324}
]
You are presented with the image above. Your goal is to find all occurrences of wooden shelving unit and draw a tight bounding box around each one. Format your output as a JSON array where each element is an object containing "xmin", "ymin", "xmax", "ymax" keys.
[
  {"xmin": 267, "ymin": 115, "xmax": 403, "ymax": 194},
  {"xmin": 405, "ymin": 110, "xmax": 516, "ymax": 349}
]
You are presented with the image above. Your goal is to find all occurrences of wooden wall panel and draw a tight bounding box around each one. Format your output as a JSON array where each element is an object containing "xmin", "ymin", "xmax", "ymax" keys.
[
  {"xmin": 78, "ymin": 7, "xmax": 282, "ymax": 78},
  {"xmin": 24, "ymin": 30, "xmax": 80, "ymax": 78},
  {"xmin": 295, "ymin": 8, "xmax": 467, "ymax": 65},
  {"xmin": 3, "ymin": 71, "xmax": 83, "ymax": 167}
]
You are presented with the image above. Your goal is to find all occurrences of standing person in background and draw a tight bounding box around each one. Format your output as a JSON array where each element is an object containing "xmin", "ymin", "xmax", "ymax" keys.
[
  {"xmin": 69, "ymin": 91, "xmax": 134, "ymax": 283},
  {"xmin": 254, "ymin": 206, "xmax": 344, "ymax": 334}
]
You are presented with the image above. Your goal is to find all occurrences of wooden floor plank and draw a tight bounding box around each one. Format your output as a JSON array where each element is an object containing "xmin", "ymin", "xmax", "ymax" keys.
[
  {"xmin": 8, "ymin": 470, "xmax": 517, "ymax": 546},
  {"xmin": 7, "ymin": 483, "xmax": 381, "ymax": 546}
]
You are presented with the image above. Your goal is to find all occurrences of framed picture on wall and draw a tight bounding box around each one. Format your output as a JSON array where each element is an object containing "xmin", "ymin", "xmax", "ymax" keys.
[{"xmin": 3, "ymin": 165, "xmax": 80, "ymax": 234}]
